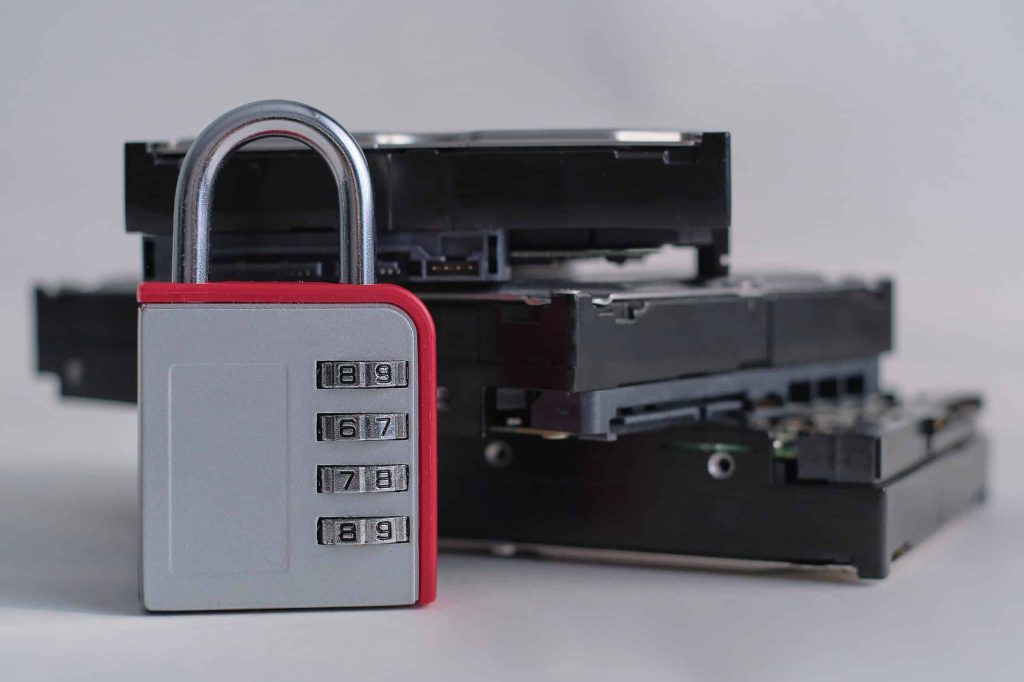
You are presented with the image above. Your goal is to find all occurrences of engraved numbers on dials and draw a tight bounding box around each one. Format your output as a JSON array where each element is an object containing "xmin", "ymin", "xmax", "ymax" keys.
[
  {"xmin": 317, "ymin": 465, "xmax": 409, "ymax": 493},
  {"xmin": 317, "ymin": 361, "xmax": 408, "ymax": 389},
  {"xmin": 317, "ymin": 517, "xmax": 410, "ymax": 545},
  {"xmin": 314, "ymin": 356, "xmax": 412, "ymax": 548},
  {"xmin": 317, "ymin": 413, "xmax": 409, "ymax": 441}
]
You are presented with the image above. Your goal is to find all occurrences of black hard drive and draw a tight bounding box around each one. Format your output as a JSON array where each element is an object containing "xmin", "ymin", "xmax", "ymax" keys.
[
  {"xmin": 35, "ymin": 274, "xmax": 892, "ymax": 403},
  {"xmin": 439, "ymin": 392, "xmax": 988, "ymax": 579},
  {"xmin": 126, "ymin": 130, "xmax": 731, "ymax": 283}
]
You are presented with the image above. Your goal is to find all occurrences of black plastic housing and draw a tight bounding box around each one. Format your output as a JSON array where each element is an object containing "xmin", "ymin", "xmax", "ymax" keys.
[
  {"xmin": 125, "ymin": 131, "xmax": 731, "ymax": 282},
  {"xmin": 34, "ymin": 275, "xmax": 893, "ymax": 403},
  {"xmin": 438, "ymin": 394, "xmax": 987, "ymax": 579},
  {"xmin": 35, "ymin": 286, "xmax": 137, "ymax": 402},
  {"xmin": 426, "ymin": 276, "xmax": 893, "ymax": 393}
]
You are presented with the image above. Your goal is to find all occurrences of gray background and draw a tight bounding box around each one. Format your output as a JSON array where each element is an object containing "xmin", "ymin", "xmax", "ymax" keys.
[{"xmin": 1, "ymin": 1, "xmax": 1022, "ymax": 679}]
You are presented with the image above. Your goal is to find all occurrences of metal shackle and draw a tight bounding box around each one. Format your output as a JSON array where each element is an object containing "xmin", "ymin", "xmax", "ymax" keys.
[{"xmin": 171, "ymin": 100, "xmax": 375, "ymax": 284}]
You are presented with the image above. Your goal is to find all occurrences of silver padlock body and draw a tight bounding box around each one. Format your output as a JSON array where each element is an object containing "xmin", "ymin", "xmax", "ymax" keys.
[{"xmin": 139, "ymin": 303, "xmax": 419, "ymax": 611}]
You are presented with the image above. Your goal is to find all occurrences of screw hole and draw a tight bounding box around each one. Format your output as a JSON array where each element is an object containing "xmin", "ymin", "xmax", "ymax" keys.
[
  {"xmin": 484, "ymin": 441, "xmax": 514, "ymax": 469},
  {"xmin": 707, "ymin": 451, "xmax": 735, "ymax": 480},
  {"xmin": 63, "ymin": 358, "xmax": 85, "ymax": 388}
]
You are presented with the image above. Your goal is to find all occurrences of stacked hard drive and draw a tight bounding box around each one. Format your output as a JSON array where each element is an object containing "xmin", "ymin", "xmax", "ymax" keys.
[{"xmin": 35, "ymin": 129, "xmax": 987, "ymax": 577}]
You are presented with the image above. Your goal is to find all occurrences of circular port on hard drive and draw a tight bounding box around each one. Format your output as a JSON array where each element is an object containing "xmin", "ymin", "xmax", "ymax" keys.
[
  {"xmin": 707, "ymin": 451, "xmax": 736, "ymax": 480},
  {"xmin": 484, "ymin": 441, "xmax": 514, "ymax": 468}
]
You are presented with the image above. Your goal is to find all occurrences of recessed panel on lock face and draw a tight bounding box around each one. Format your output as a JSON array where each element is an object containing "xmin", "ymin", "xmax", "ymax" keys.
[{"xmin": 139, "ymin": 303, "xmax": 420, "ymax": 611}]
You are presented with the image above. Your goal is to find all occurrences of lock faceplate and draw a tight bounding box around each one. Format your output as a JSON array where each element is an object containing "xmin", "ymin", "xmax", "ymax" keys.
[{"xmin": 138, "ymin": 284, "xmax": 436, "ymax": 611}]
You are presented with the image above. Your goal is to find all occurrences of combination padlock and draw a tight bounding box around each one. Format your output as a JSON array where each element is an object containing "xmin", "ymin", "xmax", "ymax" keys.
[{"xmin": 138, "ymin": 100, "xmax": 436, "ymax": 611}]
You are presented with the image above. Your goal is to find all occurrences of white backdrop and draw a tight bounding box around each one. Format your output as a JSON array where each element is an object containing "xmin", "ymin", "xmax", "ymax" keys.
[{"xmin": 1, "ymin": 2, "xmax": 1022, "ymax": 679}]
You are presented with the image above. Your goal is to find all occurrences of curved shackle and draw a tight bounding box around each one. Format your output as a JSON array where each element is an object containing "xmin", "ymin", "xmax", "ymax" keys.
[{"xmin": 172, "ymin": 100, "xmax": 375, "ymax": 284}]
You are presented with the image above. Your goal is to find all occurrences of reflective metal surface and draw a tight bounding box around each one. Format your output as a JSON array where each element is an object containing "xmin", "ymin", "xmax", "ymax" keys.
[
  {"xmin": 150, "ymin": 128, "xmax": 705, "ymax": 155},
  {"xmin": 316, "ymin": 412, "xmax": 410, "ymax": 441},
  {"xmin": 439, "ymin": 538, "xmax": 856, "ymax": 576},
  {"xmin": 414, "ymin": 274, "xmax": 890, "ymax": 306},
  {"xmin": 171, "ymin": 100, "xmax": 375, "ymax": 284},
  {"xmin": 318, "ymin": 516, "xmax": 410, "ymax": 545},
  {"xmin": 317, "ymin": 465, "xmax": 410, "ymax": 493}
]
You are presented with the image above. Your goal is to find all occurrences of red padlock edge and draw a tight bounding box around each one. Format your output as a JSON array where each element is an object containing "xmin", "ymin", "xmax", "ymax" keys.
[{"xmin": 138, "ymin": 281, "xmax": 439, "ymax": 606}]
